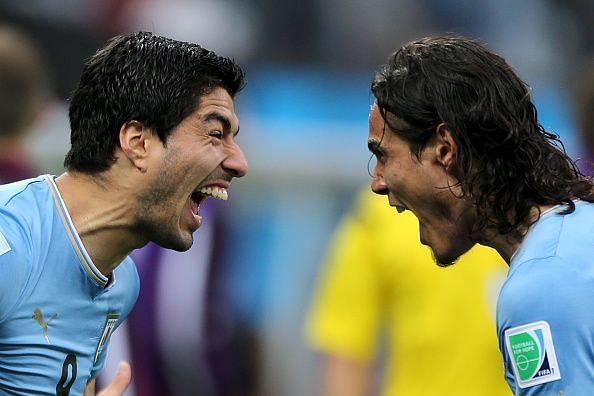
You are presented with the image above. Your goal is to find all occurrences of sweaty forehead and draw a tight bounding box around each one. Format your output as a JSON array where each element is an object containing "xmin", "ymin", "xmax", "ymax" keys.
[
  {"xmin": 368, "ymin": 105, "xmax": 386, "ymax": 135},
  {"xmin": 198, "ymin": 88, "xmax": 239, "ymax": 126},
  {"xmin": 199, "ymin": 87, "xmax": 235, "ymax": 113}
]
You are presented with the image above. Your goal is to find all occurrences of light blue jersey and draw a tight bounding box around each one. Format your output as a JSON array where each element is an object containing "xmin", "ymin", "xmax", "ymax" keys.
[
  {"xmin": 497, "ymin": 200, "xmax": 594, "ymax": 395},
  {"xmin": 0, "ymin": 175, "xmax": 139, "ymax": 395}
]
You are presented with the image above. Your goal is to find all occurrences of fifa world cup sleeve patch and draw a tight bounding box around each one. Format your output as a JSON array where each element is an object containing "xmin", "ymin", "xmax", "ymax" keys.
[
  {"xmin": 0, "ymin": 231, "xmax": 11, "ymax": 256},
  {"xmin": 505, "ymin": 321, "xmax": 561, "ymax": 388}
]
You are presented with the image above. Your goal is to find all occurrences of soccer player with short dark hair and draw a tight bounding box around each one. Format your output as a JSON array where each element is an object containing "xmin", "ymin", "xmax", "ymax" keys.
[{"xmin": 0, "ymin": 32, "xmax": 248, "ymax": 395}]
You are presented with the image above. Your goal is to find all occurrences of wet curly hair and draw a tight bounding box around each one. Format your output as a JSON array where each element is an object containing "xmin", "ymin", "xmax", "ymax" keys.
[{"xmin": 371, "ymin": 35, "xmax": 594, "ymax": 240}]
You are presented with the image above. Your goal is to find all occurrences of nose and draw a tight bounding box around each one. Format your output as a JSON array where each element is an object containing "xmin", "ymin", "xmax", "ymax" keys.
[
  {"xmin": 223, "ymin": 143, "xmax": 248, "ymax": 178},
  {"xmin": 370, "ymin": 166, "xmax": 388, "ymax": 195}
]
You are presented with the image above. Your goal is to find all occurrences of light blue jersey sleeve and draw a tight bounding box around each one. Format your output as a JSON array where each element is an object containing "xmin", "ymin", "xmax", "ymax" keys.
[
  {"xmin": 497, "ymin": 202, "xmax": 594, "ymax": 395},
  {"xmin": 0, "ymin": 211, "xmax": 33, "ymax": 324}
]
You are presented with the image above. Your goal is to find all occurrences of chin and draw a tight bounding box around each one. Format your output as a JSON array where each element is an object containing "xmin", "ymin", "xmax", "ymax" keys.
[
  {"xmin": 424, "ymin": 227, "xmax": 476, "ymax": 267},
  {"xmin": 430, "ymin": 244, "xmax": 472, "ymax": 268},
  {"xmin": 432, "ymin": 252, "xmax": 459, "ymax": 268},
  {"xmin": 167, "ymin": 234, "xmax": 194, "ymax": 252},
  {"xmin": 151, "ymin": 227, "xmax": 194, "ymax": 252}
]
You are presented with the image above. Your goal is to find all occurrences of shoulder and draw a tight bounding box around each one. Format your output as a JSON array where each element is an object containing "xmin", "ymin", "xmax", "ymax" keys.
[
  {"xmin": 497, "ymin": 254, "xmax": 594, "ymax": 392},
  {"xmin": 0, "ymin": 176, "xmax": 47, "ymax": 206},
  {"xmin": 0, "ymin": 222, "xmax": 35, "ymax": 323},
  {"xmin": 0, "ymin": 176, "xmax": 52, "ymax": 240},
  {"xmin": 558, "ymin": 201, "xmax": 594, "ymax": 247},
  {"xmin": 573, "ymin": 199, "xmax": 594, "ymax": 216},
  {"xmin": 531, "ymin": 201, "xmax": 594, "ymax": 259},
  {"xmin": 0, "ymin": 175, "xmax": 54, "ymax": 262},
  {"xmin": 498, "ymin": 255, "xmax": 594, "ymax": 328},
  {"xmin": 0, "ymin": 178, "xmax": 46, "ymax": 268}
]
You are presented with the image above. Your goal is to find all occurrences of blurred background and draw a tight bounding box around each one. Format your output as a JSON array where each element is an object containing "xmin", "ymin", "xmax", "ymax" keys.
[{"xmin": 1, "ymin": 0, "xmax": 593, "ymax": 395}]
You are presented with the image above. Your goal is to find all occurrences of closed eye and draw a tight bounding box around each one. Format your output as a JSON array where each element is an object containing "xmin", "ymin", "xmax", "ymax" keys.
[{"xmin": 209, "ymin": 130, "xmax": 223, "ymax": 139}]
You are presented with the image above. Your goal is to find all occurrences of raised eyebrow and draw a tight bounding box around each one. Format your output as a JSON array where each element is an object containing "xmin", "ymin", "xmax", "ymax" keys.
[{"xmin": 204, "ymin": 112, "xmax": 240, "ymax": 136}]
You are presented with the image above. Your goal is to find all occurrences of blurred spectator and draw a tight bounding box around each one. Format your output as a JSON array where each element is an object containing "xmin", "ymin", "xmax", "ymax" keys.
[
  {"xmin": 423, "ymin": 0, "xmax": 575, "ymax": 84},
  {"xmin": 111, "ymin": 0, "xmax": 259, "ymax": 63},
  {"xmin": 314, "ymin": 0, "xmax": 434, "ymax": 68},
  {"xmin": 307, "ymin": 188, "xmax": 509, "ymax": 395},
  {"xmin": 0, "ymin": 25, "xmax": 49, "ymax": 183},
  {"xmin": 550, "ymin": 0, "xmax": 594, "ymax": 62}
]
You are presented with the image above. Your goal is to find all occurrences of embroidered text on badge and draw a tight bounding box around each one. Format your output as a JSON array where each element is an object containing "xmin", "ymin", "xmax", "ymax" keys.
[{"xmin": 505, "ymin": 321, "xmax": 561, "ymax": 388}]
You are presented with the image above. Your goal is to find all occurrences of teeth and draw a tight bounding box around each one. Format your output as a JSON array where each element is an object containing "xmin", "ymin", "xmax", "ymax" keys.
[{"xmin": 198, "ymin": 186, "xmax": 228, "ymax": 201}]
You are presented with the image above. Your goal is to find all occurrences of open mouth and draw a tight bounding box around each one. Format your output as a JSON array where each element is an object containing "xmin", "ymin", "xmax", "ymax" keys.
[
  {"xmin": 198, "ymin": 186, "xmax": 228, "ymax": 201},
  {"xmin": 189, "ymin": 186, "xmax": 229, "ymax": 216}
]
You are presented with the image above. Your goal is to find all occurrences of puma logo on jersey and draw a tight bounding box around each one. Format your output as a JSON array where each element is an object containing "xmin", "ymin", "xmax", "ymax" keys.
[{"xmin": 32, "ymin": 308, "xmax": 57, "ymax": 344}]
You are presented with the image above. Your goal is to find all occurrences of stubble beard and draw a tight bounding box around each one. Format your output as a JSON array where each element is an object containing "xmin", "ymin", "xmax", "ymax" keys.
[
  {"xmin": 135, "ymin": 159, "xmax": 194, "ymax": 252},
  {"xmin": 432, "ymin": 251, "xmax": 458, "ymax": 268},
  {"xmin": 136, "ymin": 208, "xmax": 193, "ymax": 252},
  {"xmin": 430, "ymin": 203, "xmax": 477, "ymax": 268}
]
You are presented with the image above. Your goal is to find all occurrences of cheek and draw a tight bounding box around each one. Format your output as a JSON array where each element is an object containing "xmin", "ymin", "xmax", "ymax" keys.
[
  {"xmin": 193, "ymin": 150, "xmax": 225, "ymax": 177},
  {"xmin": 408, "ymin": 186, "xmax": 456, "ymax": 233},
  {"xmin": 384, "ymin": 164, "xmax": 405, "ymax": 189},
  {"xmin": 385, "ymin": 171, "xmax": 421, "ymax": 202},
  {"xmin": 177, "ymin": 146, "xmax": 224, "ymax": 176},
  {"xmin": 200, "ymin": 144, "xmax": 227, "ymax": 164}
]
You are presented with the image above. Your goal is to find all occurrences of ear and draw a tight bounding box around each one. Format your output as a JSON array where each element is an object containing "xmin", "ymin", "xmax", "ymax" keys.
[
  {"xmin": 434, "ymin": 123, "xmax": 458, "ymax": 171},
  {"xmin": 118, "ymin": 120, "xmax": 154, "ymax": 172}
]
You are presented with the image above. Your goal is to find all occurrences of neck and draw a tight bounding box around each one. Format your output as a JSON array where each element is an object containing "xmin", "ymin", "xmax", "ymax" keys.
[
  {"xmin": 484, "ymin": 234, "xmax": 520, "ymax": 265},
  {"xmin": 55, "ymin": 171, "xmax": 147, "ymax": 276},
  {"xmin": 482, "ymin": 204, "xmax": 556, "ymax": 265}
]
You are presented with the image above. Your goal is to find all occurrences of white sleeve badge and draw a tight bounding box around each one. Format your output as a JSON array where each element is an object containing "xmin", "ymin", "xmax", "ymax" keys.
[
  {"xmin": 0, "ymin": 231, "xmax": 11, "ymax": 256},
  {"xmin": 505, "ymin": 321, "xmax": 561, "ymax": 388}
]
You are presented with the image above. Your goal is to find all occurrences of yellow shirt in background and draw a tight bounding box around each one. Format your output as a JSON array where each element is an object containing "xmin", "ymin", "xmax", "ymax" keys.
[{"xmin": 307, "ymin": 189, "xmax": 510, "ymax": 395}]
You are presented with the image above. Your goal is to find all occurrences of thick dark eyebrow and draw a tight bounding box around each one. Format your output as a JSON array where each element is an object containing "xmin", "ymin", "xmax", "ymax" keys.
[{"xmin": 204, "ymin": 112, "xmax": 240, "ymax": 137}]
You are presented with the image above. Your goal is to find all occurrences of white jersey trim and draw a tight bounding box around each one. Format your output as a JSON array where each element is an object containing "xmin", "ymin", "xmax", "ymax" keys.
[{"xmin": 45, "ymin": 175, "xmax": 109, "ymax": 287}]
